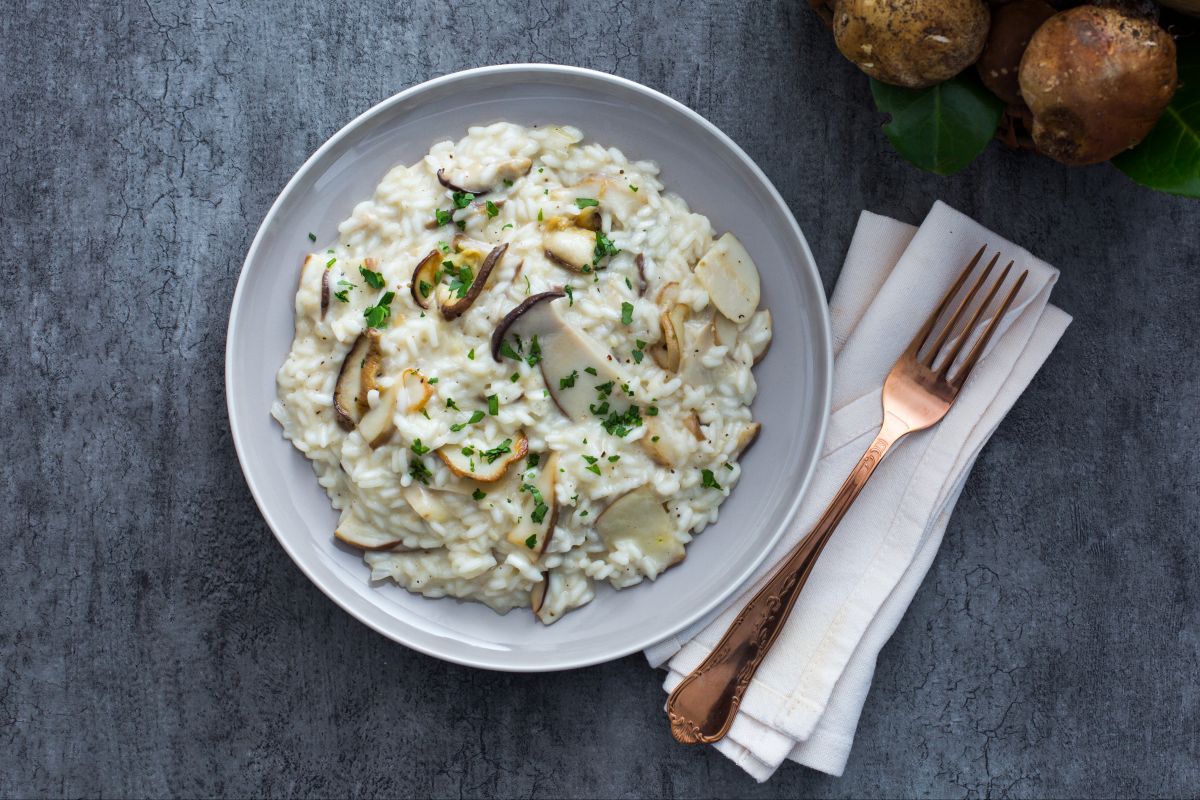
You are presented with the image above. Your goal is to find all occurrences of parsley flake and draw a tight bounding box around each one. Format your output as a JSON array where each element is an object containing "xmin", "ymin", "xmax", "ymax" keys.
[
  {"xmin": 701, "ymin": 469, "xmax": 722, "ymax": 490},
  {"xmin": 359, "ymin": 265, "xmax": 384, "ymax": 289}
]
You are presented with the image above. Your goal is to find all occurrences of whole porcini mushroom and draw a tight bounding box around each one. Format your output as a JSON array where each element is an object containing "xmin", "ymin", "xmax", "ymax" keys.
[
  {"xmin": 976, "ymin": 0, "xmax": 1057, "ymax": 107},
  {"xmin": 832, "ymin": 0, "xmax": 991, "ymax": 88},
  {"xmin": 1018, "ymin": 5, "xmax": 1178, "ymax": 166}
]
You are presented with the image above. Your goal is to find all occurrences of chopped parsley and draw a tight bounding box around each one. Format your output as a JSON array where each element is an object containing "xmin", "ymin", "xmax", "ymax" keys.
[
  {"xmin": 632, "ymin": 350, "xmax": 644, "ymax": 364},
  {"xmin": 410, "ymin": 439, "xmax": 430, "ymax": 456},
  {"xmin": 501, "ymin": 223, "xmax": 514, "ymax": 230},
  {"xmin": 409, "ymin": 458, "xmax": 432, "ymax": 485},
  {"xmin": 485, "ymin": 200, "xmax": 500, "ymax": 218},
  {"xmin": 526, "ymin": 454, "xmax": 540, "ymax": 469},
  {"xmin": 574, "ymin": 197, "xmax": 599, "ymax": 208},
  {"xmin": 467, "ymin": 348, "xmax": 475, "ymax": 360},
  {"xmin": 607, "ymin": 455, "xmax": 620, "ymax": 462},
  {"xmin": 461, "ymin": 445, "xmax": 475, "ymax": 456},
  {"xmin": 530, "ymin": 503, "xmax": 549, "ymax": 524},
  {"xmin": 418, "ymin": 280, "xmax": 432, "ymax": 298},
  {"xmin": 473, "ymin": 489, "xmax": 486, "ymax": 501},
  {"xmin": 600, "ymin": 405, "xmax": 642, "ymax": 437},
  {"xmin": 629, "ymin": 184, "xmax": 638, "ymax": 192},
  {"xmin": 503, "ymin": 178, "xmax": 514, "ymax": 187},
  {"xmin": 595, "ymin": 381, "xmax": 614, "ymax": 397},
  {"xmin": 427, "ymin": 377, "xmax": 438, "ymax": 384},
  {"xmin": 510, "ymin": 372, "xmax": 520, "ymax": 382},
  {"xmin": 585, "ymin": 463, "xmax": 601, "ymax": 476},
  {"xmin": 451, "ymin": 191, "xmax": 475, "ymax": 209},
  {"xmin": 524, "ymin": 533, "xmax": 538, "ymax": 549},
  {"xmin": 359, "ymin": 264, "xmax": 385, "ymax": 289},
  {"xmin": 584, "ymin": 366, "xmax": 598, "ymax": 376},
  {"xmin": 445, "ymin": 261, "xmax": 474, "ymax": 299},
  {"xmin": 483, "ymin": 438, "xmax": 513, "ymax": 463},
  {"xmin": 646, "ymin": 406, "xmax": 659, "ymax": 416},
  {"xmin": 620, "ymin": 302, "xmax": 634, "ymax": 325},
  {"xmin": 582, "ymin": 455, "xmax": 599, "ymax": 464},
  {"xmin": 363, "ymin": 291, "xmax": 396, "ymax": 328},
  {"xmin": 564, "ymin": 285, "xmax": 574, "ymax": 305},
  {"xmin": 438, "ymin": 240, "xmax": 450, "ymax": 253},
  {"xmin": 701, "ymin": 468, "xmax": 722, "ymax": 490},
  {"xmin": 594, "ymin": 230, "xmax": 620, "ymax": 264},
  {"xmin": 326, "ymin": 257, "xmax": 336, "ymax": 268},
  {"xmin": 537, "ymin": 209, "xmax": 544, "ymax": 222},
  {"xmin": 525, "ymin": 335, "xmax": 542, "ymax": 368},
  {"xmin": 445, "ymin": 398, "xmax": 458, "ymax": 410},
  {"xmin": 487, "ymin": 394, "xmax": 499, "ymax": 415},
  {"xmin": 559, "ymin": 370, "xmax": 578, "ymax": 390},
  {"xmin": 434, "ymin": 208, "xmax": 453, "ymax": 226},
  {"xmin": 307, "ymin": 232, "xmax": 317, "ymax": 242},
  {"xmin": 467, "ymin": 410, "xmax": 485, "ymax": 424},
  {"xmin": 334, "ymin": 279, "xmax": 355, "ymax": 303},
  {"xmin": 500, "ymin": 338, "xmax": 521, "ymax": 361}
]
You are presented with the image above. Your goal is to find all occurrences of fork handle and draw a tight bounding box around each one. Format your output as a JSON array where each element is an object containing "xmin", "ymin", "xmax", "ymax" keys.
[{"xmin": 666, "ymin": 414, "xmax": 910, "ymax": 744}]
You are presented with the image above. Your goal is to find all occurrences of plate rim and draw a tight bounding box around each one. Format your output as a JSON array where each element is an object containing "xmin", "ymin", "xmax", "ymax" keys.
[{"xmin": 225, "ymin": 63, "xmax": 833, "ymax": 671}]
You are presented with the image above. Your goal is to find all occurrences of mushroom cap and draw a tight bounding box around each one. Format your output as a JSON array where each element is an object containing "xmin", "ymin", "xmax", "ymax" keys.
[
  {"xmin": 833, "ymin": 0, "xmax": 991, "ymax": 89},
  {"xmin": 1018, "ymin": 5, "xmax": 1178, "ymax": 166},
  {"xmin": 976, "ymin": 0, "xmax": 1057, "ymax": 107}
]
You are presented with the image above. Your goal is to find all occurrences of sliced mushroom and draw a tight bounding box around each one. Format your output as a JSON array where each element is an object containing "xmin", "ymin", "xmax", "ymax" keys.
[
  {"xmin": 530, "ymin": 572, "xmax": 548, "ymax": 616},
  {"xmin": 441, "ymin": 243, "xmax": 507, "ymax": 320},
  {"xmin": 298, "ymin": 254, "xmax": 331, "ymax": 321},
  {"xmin": 650, "ymin": 304, "xmax": 689, "ymax": 372},
  {"xmin": 490, "ymin": 291, "xmax": 564, "ymax": 361},
  {"xmin": 641, "ymin": 415, "xmax": 704, "ymax": 467},
  {"xmin": 744, "ymin": 309, "xmax": 773, "ymax": 364},
  {"xmin": 694, "ymin": 233, "xmax": 761, "ymax": 323},
  {"xmin": 595, "ymin": 485, "xmax": 685, "ymax": 575},
  {"xmin": 398, "ymin": 369, "xmax": 433, "ymax": 412},
  {"xmin": 684, "ymin": 413, "xmax": 705, "ymax": 441},
  {"xmin": 732, "ymin": 422, "xmax": 761, "ymax": 459},
  {"xmin": 335, "ymin": 511, "xmax": 404, "ymax": 551},
  {"xmin": 436, "ymin": 433, "xmax": 529, "ymax": 483},
  {"xmin": 437, "ymin": 157, "xmax": 533, "ymax": 195},
  {"xmin": 506, "ymin": 451, "xmax": 559, "ymax": 556},
  {"xmin": 575, "ymin": 205, "xmax": 601, "ymax": 231},
  {"xmin": 358, "ymin": 337, "xmax": 384, "ymax": 415},
  {"xmin": 403, "ymin": 484, "xmax": 455, "ymax": 525},
  {"xmin": 357, "ymin": 383, "xmax": 399, "ymax": 448},
  {"xmin": 634, "ymin": 253, "xmax": 647, "ymax": 296},
  {"xmin": 655, "ymin": 280, "xmax": 680, "ymax": 307},
  {"xmin": 334, "ymin": 332, "xmax": 376, "ymax": 430},
  {"xmin": 410, "ymin": 249, "xmax": 440, "ymax": 310},
  {"xmin": 711, "ymin": 313, "xmax": 739, "ymax": 347},
  {"xmin": 543, "ymin": 221, "xmax": 597, "ymax": 273}
]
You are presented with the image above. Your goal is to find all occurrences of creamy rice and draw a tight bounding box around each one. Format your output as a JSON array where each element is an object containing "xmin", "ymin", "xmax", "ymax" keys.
[{"xmin": 272, "ymin": 122, "xmax": 772, "ymax": 623}]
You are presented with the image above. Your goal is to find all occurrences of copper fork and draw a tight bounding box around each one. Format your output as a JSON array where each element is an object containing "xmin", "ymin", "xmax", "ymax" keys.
[{"xmin": 667, "ymin": 246, "xmax": 1028, "ymax": 745}]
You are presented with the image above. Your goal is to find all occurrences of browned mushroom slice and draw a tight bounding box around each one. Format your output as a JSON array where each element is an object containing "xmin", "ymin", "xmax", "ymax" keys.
[
  {"xmin": 357, "ymin": 383, "xmax": 400, "ymax": 448},
  {"xmin": 530, "ymin": 573, "xmax": 548, "ymax": 616},
  {"xmin": 732, "ymin": 422, "xmax": 761, "ymax": 458},
  {"xmin": 334, "ymin": 510, "xmax": 404, "ymax": 550},
  {"xmin": 543, "ymin": 223, "xmax": 597, "ymax": 273},
  {"xmin": 358, "ymin": 336, "xmax": 384, "ymax": 415},
  {"xmin": 695, "ymin": 233, "xmax": 761, "ymax": 323},
  {"xmin": 650, "ymin": 304, "xmax": 689, "ymax": 372},
  {"xmin": 595, "ymin": 485, "xmax": 684, "ymax": 574},
  {"xmin": 398, "ymin": 369, "xmax": 433, "ymax": 412},
  {"xmin": 334, "ymin": 332, "xmax": 376, "ymax": 430},
  {"xmin": 684, "ymin": 413, "xmax": 705, "ymax": 441},
  {"xmin": 491, "ymin": 291, "xmax": 564, "ymax": 361},
  {"xmin": 436, "ymin": 433, "xmax": 529, "ymax": 483},
  {"xmin": 441, "ymin": 243, "xmax": 507, "ymax": 320},
  {"xmin": 410, "ymin": 249, "xmax": 440, "ymax": 310},
  {"xmin": 506, "ymin": 451, "xmax": 560, "ymax": 556},
  {"xmin": 437, "ymin": 157, "xmax": 533, "ymax": 195}
]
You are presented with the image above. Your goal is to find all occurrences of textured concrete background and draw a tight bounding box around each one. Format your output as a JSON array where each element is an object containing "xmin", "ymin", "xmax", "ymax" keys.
[{"xmin": 3, "ymin": 0, "xmax": 1199, "ymax": 797}]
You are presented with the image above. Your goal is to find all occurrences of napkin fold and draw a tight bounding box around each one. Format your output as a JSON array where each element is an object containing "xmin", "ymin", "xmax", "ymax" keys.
[{"xmin": 645, "ymin": 201, "xmax": 1071, "ymax": 780}]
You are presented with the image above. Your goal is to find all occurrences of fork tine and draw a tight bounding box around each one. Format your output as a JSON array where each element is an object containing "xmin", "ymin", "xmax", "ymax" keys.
[
  {"xmin": 950, "ymin": 269, "xmax": 1029, "ymax": 388},
  {"xmin": 905, "ymin": 245, "xmax": 987, "ymax": 356},
  {"xmin": 921, "ymin": 251, "xmax": 1000, "ymax": 367},
  {"xmin": 936, "ymin": 260, "xmax": 1014, "ymax": 379}
]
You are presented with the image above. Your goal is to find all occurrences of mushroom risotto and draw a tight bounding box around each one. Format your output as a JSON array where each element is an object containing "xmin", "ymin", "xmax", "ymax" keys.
[{"xmin": 273, "ymin": 122, "xmax": 772, "ymax": 623}]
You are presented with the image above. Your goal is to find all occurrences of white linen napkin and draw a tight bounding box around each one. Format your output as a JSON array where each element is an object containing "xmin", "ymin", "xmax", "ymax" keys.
[{"xmin": 645, "ymin": 201, "xmax": 1072, "ymax": 781}]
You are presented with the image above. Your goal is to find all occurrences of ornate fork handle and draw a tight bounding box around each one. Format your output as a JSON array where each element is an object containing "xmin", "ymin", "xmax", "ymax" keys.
[{"xmin": 667, "ymin": 413, "xmax": 910, "ymax": 744}]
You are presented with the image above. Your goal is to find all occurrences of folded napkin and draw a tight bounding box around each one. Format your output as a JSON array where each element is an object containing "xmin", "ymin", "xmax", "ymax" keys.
[{"xmin": 645, "ymin": 201, "xmax": 1072, "ymax": 780}]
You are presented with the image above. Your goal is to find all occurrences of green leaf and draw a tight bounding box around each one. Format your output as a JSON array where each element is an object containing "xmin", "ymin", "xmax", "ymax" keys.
[
  {"xmin": 871, "ymin": 72, "xmax": 1004, "ymax": 177},
  {"xmin": 1112, "ymin": 42, "xmax": 1200, "ymax": 199}
]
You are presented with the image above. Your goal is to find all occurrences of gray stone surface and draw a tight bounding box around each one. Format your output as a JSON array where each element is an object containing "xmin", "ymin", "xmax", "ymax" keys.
[{"xmin": 3, "ymin": 0, "xmax": 1199, "ymax": 797}]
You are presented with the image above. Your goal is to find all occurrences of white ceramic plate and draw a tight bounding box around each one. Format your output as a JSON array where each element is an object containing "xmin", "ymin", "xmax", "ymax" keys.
[{"xmin": 226, "ymin": 64, "xmax": 832, "ymax": 671}]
